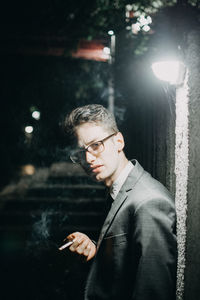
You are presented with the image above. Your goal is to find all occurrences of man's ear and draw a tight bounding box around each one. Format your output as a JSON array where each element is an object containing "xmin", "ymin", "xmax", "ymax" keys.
[{"xmin": 114, "ymin": 132, "xmax": 125, "ymax": 152}]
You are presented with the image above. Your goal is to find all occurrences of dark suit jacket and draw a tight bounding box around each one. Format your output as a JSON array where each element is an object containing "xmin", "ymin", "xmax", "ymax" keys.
[{"xmin": 85, "ymin": 160, "xmax": 177, "ymax": 300}]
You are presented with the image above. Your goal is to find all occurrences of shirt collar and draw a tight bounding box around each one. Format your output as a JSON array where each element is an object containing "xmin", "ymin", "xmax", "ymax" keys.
[{"xmin": 110, "ymin": 161, "xmax": 134, "ymax": 200}]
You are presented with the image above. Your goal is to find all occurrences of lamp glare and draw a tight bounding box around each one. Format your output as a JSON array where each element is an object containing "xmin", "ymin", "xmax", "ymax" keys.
[{"xmin": 151, "ymin": 60, "xmax": 184, "ymax": 85}]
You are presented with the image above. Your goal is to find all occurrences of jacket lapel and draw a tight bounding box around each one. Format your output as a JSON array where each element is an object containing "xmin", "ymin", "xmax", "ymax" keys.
[{"xmin": 96, "ymin": 160, "xmax": 144, "ymax": 251}]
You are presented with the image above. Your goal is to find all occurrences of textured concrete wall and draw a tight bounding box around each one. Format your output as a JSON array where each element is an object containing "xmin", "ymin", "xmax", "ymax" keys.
[
  {"xmin": 184, "ymin": 29, "xmax": 200, "ymax": 300},
  {"xmin": 175, "ymin": 70, "xmax": 189, "ymax": 300}
]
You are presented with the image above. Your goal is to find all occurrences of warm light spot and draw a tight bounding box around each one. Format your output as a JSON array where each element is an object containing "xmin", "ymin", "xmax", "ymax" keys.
[{"xmin": 21, "ymin": 164, "xmax": 35, "ymax": 176}]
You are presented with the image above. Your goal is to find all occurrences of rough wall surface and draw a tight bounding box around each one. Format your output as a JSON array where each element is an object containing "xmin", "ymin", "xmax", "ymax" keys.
[
  {"xmin": 184, "ymin": 29, "xmax": 200, "ymax": 300},
  {"xmin": 175, "ymin": 70, "xmax": 189, "ymax": 300}
]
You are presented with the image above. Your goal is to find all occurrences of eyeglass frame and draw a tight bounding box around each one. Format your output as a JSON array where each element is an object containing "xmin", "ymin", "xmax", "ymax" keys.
[{"xmin": 70, "ymin": 132, "xmax": 118, "ymax": 163}]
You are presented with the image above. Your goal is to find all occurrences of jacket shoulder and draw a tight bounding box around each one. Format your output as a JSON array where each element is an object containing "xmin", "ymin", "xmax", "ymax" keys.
[{"xmin": 127, "ymin": 169, "xmax": 175, "ymax": 213}]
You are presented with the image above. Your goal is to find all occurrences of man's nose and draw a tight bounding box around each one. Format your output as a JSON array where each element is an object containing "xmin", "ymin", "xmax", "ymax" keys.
[{"xmin": 85, "ymin": 150, "xmax": 96, "ymax": 163}]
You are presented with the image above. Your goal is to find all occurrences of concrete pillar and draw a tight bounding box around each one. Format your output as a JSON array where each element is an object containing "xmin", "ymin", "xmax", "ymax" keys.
[
  {"xmin": 175, "ymin": 28, "xmax": 200, "ymax": 300},
  {"xmin": 184, "ymin": 29, "xmax": 200, "ymax": 300}
]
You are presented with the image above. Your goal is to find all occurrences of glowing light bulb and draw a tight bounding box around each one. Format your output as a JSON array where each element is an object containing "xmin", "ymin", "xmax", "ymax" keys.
[
  {"xmin": 108, "ymin": 30, "xmax": 114, "ymax": 36},
  {"xmin": 25, "ymin": 126, "xmax": 33, "ymax": 134},
  {"xmin": 151, "ymin": 60, "xmax": 185, "ymax": 85},
  {"xmin": 32, "ymin": 110, "xmax": 40, "ymax": 120}
]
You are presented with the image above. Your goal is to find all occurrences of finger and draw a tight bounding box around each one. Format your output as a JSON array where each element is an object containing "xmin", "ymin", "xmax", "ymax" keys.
[
  {"xmin": 65, "ymin": 232, "xmax": 80, "ymax": 241},
  {"xmin": 69, "ymin": 236, "xmax": 85, "ymax": 251},
  {"xmin": 76, "ymin": 239, "xmax": 89, "ymax": 255},
  {"xmin": 64, "ymin": 235, "xmax": 73, "ymax": 243},
  {"xmin": 83, "ymin": 244, "xmax": 91, "ymax": 257}
]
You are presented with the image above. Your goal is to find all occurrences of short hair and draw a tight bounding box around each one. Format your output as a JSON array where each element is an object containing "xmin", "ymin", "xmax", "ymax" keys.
[{"xmin": 64, "ymin": 104, "xmax": 119, "ymax": 135}]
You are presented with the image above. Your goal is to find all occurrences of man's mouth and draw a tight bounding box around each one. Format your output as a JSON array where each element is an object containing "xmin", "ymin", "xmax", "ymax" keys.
[{"xmin": 91, "ymin": 165, "xmax": 103, "ymax": 173}]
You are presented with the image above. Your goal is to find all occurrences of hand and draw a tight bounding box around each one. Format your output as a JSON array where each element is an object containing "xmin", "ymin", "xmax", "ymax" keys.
[{"xmin": 66, "ymin": 232, "xmax": 96, "ymax": 262}]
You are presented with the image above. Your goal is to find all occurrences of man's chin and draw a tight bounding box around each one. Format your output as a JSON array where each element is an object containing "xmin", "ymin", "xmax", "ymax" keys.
[
  {"xmin": 91, "ymin": 172, "xmax": 105, "ymax": 182},
  {"xmin": 91, "ymin": 174, "xmax": 103, "ymax": 182},
  {"xmin": 83, "ymin": 168, "xmax": 105, "ymax": 182}
]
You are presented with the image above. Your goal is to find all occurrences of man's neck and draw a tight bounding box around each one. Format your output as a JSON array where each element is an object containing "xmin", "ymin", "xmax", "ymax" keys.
[{"xmin": 104, "ymin": 154, "xmax": 129, "ymax": 187}]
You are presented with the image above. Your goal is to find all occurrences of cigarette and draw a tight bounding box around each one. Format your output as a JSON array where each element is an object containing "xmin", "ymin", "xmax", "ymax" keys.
[{"xmin": 59, "ymin": 240, "xmax": 74, "ymax": 251}]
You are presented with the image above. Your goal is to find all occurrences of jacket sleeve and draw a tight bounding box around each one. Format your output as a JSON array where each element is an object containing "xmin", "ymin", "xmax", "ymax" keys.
[{"xmin": 131, "ymin": 197, "xmax": 177, "ymax": 300}]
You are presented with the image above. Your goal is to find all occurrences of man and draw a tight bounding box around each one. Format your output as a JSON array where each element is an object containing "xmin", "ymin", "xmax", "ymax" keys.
[{"xmin": 64, "ymin": 104, "xmax": 177, "ymax": 300}]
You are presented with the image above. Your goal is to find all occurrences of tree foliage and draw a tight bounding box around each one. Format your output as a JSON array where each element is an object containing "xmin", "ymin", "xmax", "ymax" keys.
[{"xmin": 2, "ymin": 0, "xmax": 196, "ymax": 36}]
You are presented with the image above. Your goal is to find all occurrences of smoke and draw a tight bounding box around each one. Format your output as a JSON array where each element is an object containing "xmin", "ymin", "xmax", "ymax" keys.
[
  {"xmin": 24, "ymin": 208, "xmax": 74, "ymax": 300},
  {"xmin": 53, "ymin": 145, "xmax": 72, "ymax": 162},
  {"xmin": 32, "ymin": 210, "xmax": 52, "ymax": 240},
  {"xmin": 27, "ymin": 208, "xmax": 69, "ymax": 256},
  {"xmin": 114, "ymin": 106, "xmax": 126, "ymax": 124}
]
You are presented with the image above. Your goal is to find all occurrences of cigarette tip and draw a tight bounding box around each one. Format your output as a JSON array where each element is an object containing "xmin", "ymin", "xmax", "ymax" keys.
[{"xmin": 58, "ymin": 240, "xmax": 74, "ymax": 251}]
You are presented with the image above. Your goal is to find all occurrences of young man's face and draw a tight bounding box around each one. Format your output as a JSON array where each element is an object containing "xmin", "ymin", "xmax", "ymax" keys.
[{"xmin": 74, "ymin": 122, "xmax": 125, "ymax": 186}]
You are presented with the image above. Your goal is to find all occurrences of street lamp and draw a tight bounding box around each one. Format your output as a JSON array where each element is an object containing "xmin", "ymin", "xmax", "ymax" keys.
[
  {"xmin": 151, "ymin": 60, "xmax": 186, "ymax": 85},
  {"xmin": 107, "ymin": 30, "xmax": 115, "ymax": 115}
]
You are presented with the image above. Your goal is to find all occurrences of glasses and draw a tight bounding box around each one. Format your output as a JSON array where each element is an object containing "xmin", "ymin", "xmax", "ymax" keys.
[{"xmin": 70, "ymin": 132, "xmax": 117, "ymax": 163}]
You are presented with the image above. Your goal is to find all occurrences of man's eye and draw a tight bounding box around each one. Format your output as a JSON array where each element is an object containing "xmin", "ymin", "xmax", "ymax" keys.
[{"xmin": 91, "ymin": 142, "xmax": 101, "ymax": 150}]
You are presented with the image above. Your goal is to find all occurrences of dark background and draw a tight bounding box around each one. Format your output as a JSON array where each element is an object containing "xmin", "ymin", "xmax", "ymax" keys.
[{"xmin": 0, "ymin": 1, "xmax": 199, "ymax": 299}]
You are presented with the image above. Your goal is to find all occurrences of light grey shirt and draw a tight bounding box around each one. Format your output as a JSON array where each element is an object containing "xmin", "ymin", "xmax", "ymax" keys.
[{"xmin": 110, "ymin": 161, "xmax": 134, "ymax": 200}]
